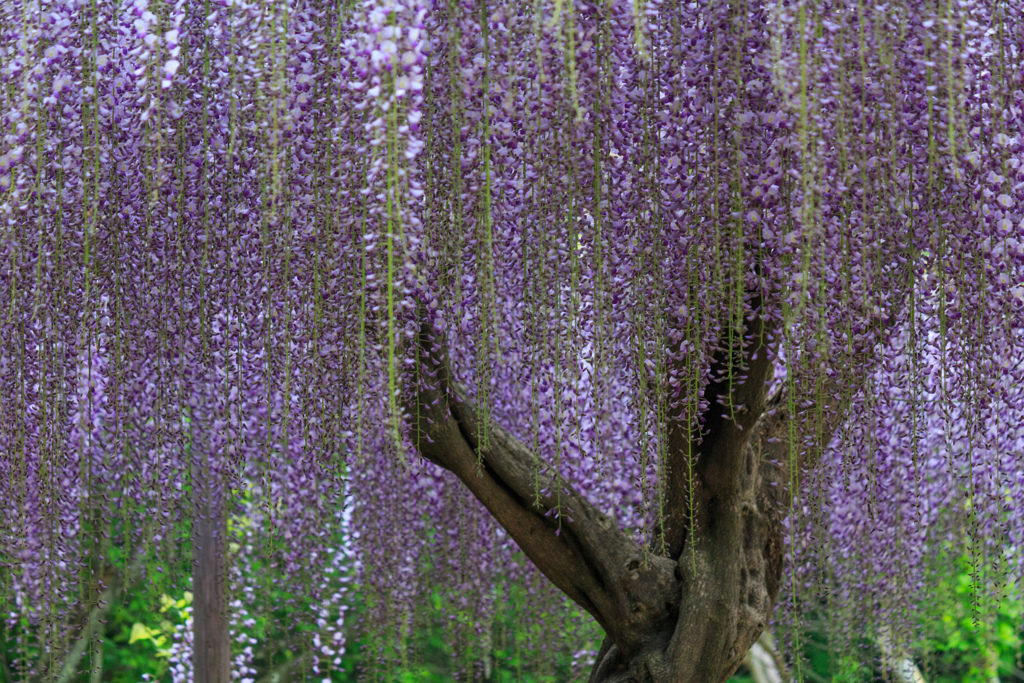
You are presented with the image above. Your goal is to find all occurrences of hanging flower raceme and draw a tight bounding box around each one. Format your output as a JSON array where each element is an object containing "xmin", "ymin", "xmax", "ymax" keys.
[{"xmin": 1, "ymin": 0, "xmax": 1023, "ymax": 678}]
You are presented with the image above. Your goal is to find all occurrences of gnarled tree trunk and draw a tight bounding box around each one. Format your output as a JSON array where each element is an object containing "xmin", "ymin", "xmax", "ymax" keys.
[{"xmin": 409, "ymin": 300, "xmax": 865, "ymax": 683}]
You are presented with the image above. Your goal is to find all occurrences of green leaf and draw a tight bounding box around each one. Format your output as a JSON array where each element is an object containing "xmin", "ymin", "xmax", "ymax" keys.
[
  {"xmin": 129, "ymin": 622, "xmax": 153, "ymax": 644},
  {"xmin": 159, "ymin": 594, "xmax": 176, "ymax": 613}
]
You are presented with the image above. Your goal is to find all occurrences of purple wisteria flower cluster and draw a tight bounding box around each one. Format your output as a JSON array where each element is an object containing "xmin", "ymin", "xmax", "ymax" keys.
[{"xmin": 1, "ymin": 0, "xmax": 1022, "ymax": 678}]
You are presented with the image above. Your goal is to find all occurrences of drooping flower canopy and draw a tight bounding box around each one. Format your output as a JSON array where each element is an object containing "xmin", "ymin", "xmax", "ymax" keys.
[{"xmin": 1, "ymin": 0, "xmax": 1022, "ymax": 677}]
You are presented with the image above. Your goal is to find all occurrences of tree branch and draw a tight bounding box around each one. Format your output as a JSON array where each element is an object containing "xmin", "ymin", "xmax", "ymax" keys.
[
  {"xmin": 54, "ymin": 552, "xmax": 147, "ymax": 683},
  {"xmin": 410, "ymin": 321, "xmax": 678, "ymax": 653},
  {"xmin": 657, "ymin": 299, "xmax": 774, "ymax": 560}
]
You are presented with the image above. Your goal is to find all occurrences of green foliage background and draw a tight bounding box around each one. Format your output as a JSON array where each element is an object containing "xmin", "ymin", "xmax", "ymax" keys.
[
  {"xmin": 10, "ymin": 550, "xmax": 1019, "ymax": 682},
  {"xmin": 4, "ymin": 502, "xmax": 1021, "ymax": 682}
]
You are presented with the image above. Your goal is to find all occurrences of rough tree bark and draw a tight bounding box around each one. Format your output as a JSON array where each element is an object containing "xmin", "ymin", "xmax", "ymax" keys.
[{"xmin": 409, "ymin": 301, "xmax": 867, "ymax": 683}]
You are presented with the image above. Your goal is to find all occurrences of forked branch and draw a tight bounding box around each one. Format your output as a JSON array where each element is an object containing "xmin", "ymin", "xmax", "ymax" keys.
[{"xmin": 409, "ymin": 321, "xmax": 678, "ymax": 650}]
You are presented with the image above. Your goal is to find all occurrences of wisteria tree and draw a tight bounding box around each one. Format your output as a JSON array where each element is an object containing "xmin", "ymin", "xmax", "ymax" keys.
[{"xmin": 1, "ymin": 0, "xmax": 1023, "ymax": 681}]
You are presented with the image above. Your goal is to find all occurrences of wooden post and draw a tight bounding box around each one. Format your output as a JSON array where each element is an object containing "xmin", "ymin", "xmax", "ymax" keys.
[{"xmin": 192, "ymin": 456, "xmax": 231, "ymax": 683}]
